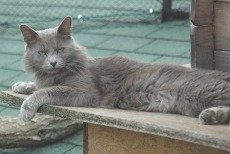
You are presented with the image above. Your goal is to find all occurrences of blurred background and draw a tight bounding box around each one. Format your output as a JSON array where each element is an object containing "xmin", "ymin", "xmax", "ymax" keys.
[{"xmin": 0, "ymin": 0, "xmax": 191, "ymax": 153}]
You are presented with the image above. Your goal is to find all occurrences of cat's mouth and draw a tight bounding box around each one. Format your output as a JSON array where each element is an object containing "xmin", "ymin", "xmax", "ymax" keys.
[{"xmin": 44, "ymin": 68, "xmax": 62, "ymax": 74}]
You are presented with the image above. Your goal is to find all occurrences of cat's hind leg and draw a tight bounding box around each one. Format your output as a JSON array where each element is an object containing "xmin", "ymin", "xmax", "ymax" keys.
[{"xmin": 199, "ymin": 106, "xmax": 230, "ymax": 125}]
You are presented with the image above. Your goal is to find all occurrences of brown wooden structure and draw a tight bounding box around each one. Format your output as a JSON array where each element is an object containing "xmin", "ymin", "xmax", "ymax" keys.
[
  {"xmin": 191, "ymin": 0, "xmax": 230, "ymax": 71},
  {"xmin": 84, "ymin": 124, "xmax": 229, "ymax": 154}
]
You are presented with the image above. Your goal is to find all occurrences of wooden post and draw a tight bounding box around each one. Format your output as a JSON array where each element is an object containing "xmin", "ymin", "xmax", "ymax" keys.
[
  {"xmin": 190, "ymin": 0, "xmax": 214, "ymax": 69},
  {"xmin": 190, "ymin": 0, "xmax": 213, "ymax": 26},
  {"xmin": 214, "ymin": 1, "xmax": 230, "ymax": 72},
  {"xmin": 190, "ymin": 23, "xmax": 214, "ymax": 69}
]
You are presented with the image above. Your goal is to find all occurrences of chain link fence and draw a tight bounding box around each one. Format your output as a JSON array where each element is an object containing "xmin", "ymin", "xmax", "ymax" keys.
[{"xmin": 0, "ymin": 0, "xmax": 190, "ymax": 35}]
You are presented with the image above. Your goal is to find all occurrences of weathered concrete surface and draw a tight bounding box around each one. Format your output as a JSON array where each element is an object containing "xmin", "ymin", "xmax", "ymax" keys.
[
  {"xmin": 0, "ymin": 91, "xmax": 230, "ymax": 152},
  {"xmin": 0, "ymin": 114, "xmax": 82, "ymax": 148}
]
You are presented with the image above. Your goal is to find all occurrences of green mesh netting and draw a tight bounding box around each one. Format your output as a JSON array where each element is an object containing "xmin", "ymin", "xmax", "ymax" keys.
[{"xmin": 0, "ymin": 0, "xmax": 190, "ymax": 35}]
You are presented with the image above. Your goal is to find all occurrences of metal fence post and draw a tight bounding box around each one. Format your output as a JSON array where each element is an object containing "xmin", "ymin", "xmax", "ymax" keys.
[{"xmin": 162, "ymin": 0, "xmax": 172, "ymax": 20}]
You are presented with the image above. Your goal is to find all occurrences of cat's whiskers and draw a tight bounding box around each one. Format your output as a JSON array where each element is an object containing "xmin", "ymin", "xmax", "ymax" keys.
[
  {"xmin": 65, "ymin": 64, "xmax": 85, "ymax": 77},
  {"xmin": 65, "ymin": 64, "xmax": 81, "ymax": 73},
  {"xmin": 65, "ymin": 65, "xmax": 75, "ymax": 72},
  {"xmin": 34, "ymin": 68, "xmax": 44, "ymax": 74},
  {"xmin": 24, "ymin": 63, "xmax": 42, "ymax": 73}
]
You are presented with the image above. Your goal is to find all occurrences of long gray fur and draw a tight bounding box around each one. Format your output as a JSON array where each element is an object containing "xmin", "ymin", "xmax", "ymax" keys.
[{"xmin": 12, "ymin": 17, "xmax": 230, "ymax": 125}]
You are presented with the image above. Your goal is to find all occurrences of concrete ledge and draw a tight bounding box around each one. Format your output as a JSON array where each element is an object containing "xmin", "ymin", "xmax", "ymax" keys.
[{"xmin": 0, "ymin": 91, "xmax": 229, "ymax": 152}]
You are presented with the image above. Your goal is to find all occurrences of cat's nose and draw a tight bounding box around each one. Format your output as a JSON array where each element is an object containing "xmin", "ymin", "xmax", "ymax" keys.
[{"xmin": 50, "ymin": 61, "xmax": 57, "ymax": 68}]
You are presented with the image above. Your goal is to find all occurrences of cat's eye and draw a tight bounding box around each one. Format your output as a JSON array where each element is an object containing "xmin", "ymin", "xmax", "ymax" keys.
[
  {"xmin": 38, "ymin": 50, "xmax": 48, "ymax": 56},
  {"xmin": 56, "ymin": 47, "xmax": 65, "ymax": 54}
]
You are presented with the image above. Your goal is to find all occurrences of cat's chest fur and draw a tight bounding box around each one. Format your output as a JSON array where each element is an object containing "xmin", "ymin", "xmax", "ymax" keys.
[
  {"xmin": 35, "ymin": 70, "xmax": 92, "ymax": 89},
  {"xmin": 35, "ymin": 74, "xmax": 69, "ymax": 88}
]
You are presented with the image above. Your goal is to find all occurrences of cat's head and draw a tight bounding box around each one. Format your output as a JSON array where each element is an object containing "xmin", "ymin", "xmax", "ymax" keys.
[{"xmin": 20, "ymin": 16, "xmax": 86, "ymax": 75}]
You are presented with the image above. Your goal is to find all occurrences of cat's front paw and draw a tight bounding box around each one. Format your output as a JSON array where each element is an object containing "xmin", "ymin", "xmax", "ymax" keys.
[
  {"xmin": 199, "ymin": 107, "xmax": 230, "ymax": 125},
  {"xmin": 20, "ymin": 98, "xmax": 36, "ymax": 122},
  {"xmin": 12, "ymin": 82, "xmax": 35, "ymax": 94}
]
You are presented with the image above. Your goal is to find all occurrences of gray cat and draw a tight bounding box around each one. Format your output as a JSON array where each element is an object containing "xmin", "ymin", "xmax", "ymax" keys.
[{"xmin": 12, "ymin": 17, "xmax": 230, "ymax": 125}]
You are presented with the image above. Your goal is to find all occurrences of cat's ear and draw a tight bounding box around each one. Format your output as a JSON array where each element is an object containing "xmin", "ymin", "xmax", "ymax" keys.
[
  {"xmin": 20, "ymin": 25, "xmax": 39, "ymax": 45},
  {"xmin": 57, "ymin": 16, "xmax": 72, "ymax": 38}
]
